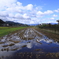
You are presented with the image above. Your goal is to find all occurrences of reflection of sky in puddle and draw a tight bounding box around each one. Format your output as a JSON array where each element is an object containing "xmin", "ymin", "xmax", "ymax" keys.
[{"xmin": 0, "ymin": 28, "xmax": 59, "ymax": 59}]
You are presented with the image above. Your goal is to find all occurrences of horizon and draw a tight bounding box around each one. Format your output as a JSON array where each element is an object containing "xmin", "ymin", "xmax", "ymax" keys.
[
  {"xmin": 1, "ymin": 19, "xmax": 58, "ymax": 25},
  {"xmin": 0, "ymin": 0, "xmax": 59, "ymax": 24},
  {"xmin": 2, "ymin": 20, "xmax": 58, "ymax": 25}
]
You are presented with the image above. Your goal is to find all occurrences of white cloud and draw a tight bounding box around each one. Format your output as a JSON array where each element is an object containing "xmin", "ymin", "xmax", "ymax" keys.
[
  {"xmin": 17, "ymin": 2, "xmax": 22, "ymax": 6},
  {"xmin": 15, "ymin": 13, "xmax": 22, "ymax": 18},
  {"xmin": 0, "ymin": 0, "xmax": 17, "ymax": 10},
  {"xmin": 9, "ymin": 13, "xmax": 14, "ymax": 17},
  {"xmin": 23, "ymin": 13, "xmax": 29, "ymax": 18},
  {"xmin": 50, "ymin": 17, "xmax": 55, "ymax": 20},
  {"xmin": 25, "ymin": 4, "xmax": 33, "ymax": 10},
  {"xmin": 37, "ymin": 11, "xmax": 43, "ymax": 15},
  {"xmin": 55, "ymin": 9, "xmax": 59, "ymax": 12},
  {"xmin": 0, "ymin": 11, "xmax": 8, "ymax": 17},
  {"xmin": 0, "ymin": 0, "xmax": 39, "ymax": 24},
  {"xmin": 30, "ymin": 18, "xmax": 40, "ymax": 24},
  {"xmin": 0, "ymin": 0, "xmax": 58, "ymax": 24},
  {"xmin": 53, "ymin": 14, "xmax": 58, "ymax": 17},
  {"xmin": 40, "ymin": 18, "xmax": 56, "ymax": 23},
  {"xmin": 36, "ymin": 10, "xmax": 53, "ymax": 17},
  {"xmin": 44, "ymin": 10, "xmax": 53, "ymax": 14}
]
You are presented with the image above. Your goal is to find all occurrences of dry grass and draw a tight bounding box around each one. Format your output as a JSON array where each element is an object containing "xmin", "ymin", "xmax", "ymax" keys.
[
  {"xmin": 1, "ymin": 48, "xmax": 9, "ymax": 51},
  {"xmin": 35, "ymin": 28, "xmax": 59, "ymax": 42},
  {"xmin": 0, "ymin": 42, "xmax": 5, "ymax": 44},
  {"xmin": 2, "ymin": 43, "xmax": 15, "ymax": 47},
  {"xmin": 9, "ymin": 39, "xmax": 20, "ymax": 43},
  {"xmin": 22, "ymin": 45, "xmax": 27, "ymax": 48},
  {"xmin": 46, "ymin": 52, "xmax": 59, "ymax": 58},
  {"xmin": 34, "ymin": 49, "xmax": 42, "ymax": 51}
]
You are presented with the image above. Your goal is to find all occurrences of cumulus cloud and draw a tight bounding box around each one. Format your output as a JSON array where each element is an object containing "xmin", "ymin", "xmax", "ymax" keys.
[
  {"xmin": 37, "ymin": 10, "xmax": 53, "ymax": 15},
  {"xmin": 0, "ymin": 0, "xmax": 57, "ymax": 24},
  {"xmin": 0, "ymin": 0, "xmax": 39, "ymax": 24},
  {"xmin": 54, "ymin": 9, "xmax": 59, "ymax": 12},
  {"xmin": 0, "ymin": 0, "xmax": 17, "ymax": 10},
  {"xmin": 44, "ymin": 10, "xmax": 53, "ymax": 14},
  {"xmin": 9, "ymin": 13, "xmax": 14, "ymax": 17},
  {"xmin": 25, "ymin": 4, "xmax": 33, "ymax": 10},
  {"xmin": 23, "ymin": 13, "xmax": 30, "ymax": 18},
  {"xmin": 37, "ymin": 11, "xmax": 43, "ymax": 16},
  {"xmin": 37, "ymin": 10, "xmax": 53, "ymax": 17},
  {"xmin": 0, "ymin": 11, "xmax": 8, "ymax": 17}
]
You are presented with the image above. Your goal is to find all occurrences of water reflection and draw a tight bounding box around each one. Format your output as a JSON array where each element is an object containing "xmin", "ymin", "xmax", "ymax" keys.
[
  {"xmin": 0, "ymin": 28, "xmax": 59, "ymax": 59},
  {"xmin": 27, "ymin": 43, "xmax": 32, "ymax": 49}
]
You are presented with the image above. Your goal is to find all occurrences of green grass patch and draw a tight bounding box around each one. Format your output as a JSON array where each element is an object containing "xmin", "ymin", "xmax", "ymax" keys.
[{"xmin": 0, "ymin": 26, "xmax": 27, "ymax": 37}]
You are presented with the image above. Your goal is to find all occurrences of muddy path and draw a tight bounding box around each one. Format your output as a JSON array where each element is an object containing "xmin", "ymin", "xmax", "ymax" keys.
[{"xmin": 0, "ymin": 28, "xmax": 59, "ymax": 59}]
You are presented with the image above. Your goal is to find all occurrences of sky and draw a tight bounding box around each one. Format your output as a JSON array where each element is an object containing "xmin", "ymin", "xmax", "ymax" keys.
[{"xmin": 0, "ymin": 0, "xmax": 59, "ymax": 24}]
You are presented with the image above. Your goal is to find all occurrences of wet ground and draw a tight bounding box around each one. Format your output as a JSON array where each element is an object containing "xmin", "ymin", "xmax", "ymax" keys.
[{"xmin": 0, "ymin": 28, "xmax": 59, "ymax": 59}]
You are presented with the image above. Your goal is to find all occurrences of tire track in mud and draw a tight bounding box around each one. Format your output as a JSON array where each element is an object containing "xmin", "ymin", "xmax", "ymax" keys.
[
  {"xmin": 0, "ymin": 28, "xmax": 59, "ymax": 59},
  {"xmin": 0, "ymin": 28, "xmax": 48, "ymax": 51},
  {"xmin": 19, "ymin": 28, "xmax": 45, "ymax": 40}
]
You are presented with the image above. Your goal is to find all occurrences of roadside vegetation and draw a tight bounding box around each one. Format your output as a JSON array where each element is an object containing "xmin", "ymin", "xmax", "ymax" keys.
[
  {"xmin": 38, "ymin": 23, "xmax": 59, "ymax": 34},
  {"xmin": 36, "ymin": 23, "xmax": 59, "ymax": 42}
]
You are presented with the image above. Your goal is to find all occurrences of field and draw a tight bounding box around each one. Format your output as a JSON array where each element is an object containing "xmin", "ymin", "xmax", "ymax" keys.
[
  {"xmin": 0, "ymin": 26, "xmax": 27, "ymax": 37},
  {"xmin": 0, "ymin": 27, "xmax": 59, "ymax": 59}
]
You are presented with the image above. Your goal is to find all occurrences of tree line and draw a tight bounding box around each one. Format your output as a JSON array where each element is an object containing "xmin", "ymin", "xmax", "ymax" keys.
[
  {"xmin": 0, "ymin": 19, "xmax": 29, "ymax": 27},
  {"xmin": 38, "ymin": 23, "xmax": 59, "ymax": 32}
]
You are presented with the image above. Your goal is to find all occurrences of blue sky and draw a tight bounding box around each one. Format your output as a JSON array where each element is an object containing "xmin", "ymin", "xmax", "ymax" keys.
[
  {"xmin": 17, "ymin": 0, "xmax": 59, "ymax": 12},
  {"xmin": 0, "ymin": 0, "xmax": 59, "ymax": 24}
]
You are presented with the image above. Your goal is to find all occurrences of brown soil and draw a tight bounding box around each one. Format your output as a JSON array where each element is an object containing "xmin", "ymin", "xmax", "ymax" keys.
[{"xmin": 34, "ymin": 27, "xmax": 59, "ymax": 42}]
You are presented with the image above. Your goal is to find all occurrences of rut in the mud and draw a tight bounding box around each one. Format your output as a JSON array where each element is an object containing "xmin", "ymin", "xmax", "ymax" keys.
[{"xmin": 0, "ymin": 28, "xmax": 59, "ymax": 59}]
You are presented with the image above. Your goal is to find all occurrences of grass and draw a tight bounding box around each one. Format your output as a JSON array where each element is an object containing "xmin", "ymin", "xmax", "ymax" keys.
[
  {"xmin": 0, "ymin": 26, "xmax": 27, "ymax": 37},
  {"xmin": 34, "ymin": 49, "xmax": 42, "ymax": 51}
]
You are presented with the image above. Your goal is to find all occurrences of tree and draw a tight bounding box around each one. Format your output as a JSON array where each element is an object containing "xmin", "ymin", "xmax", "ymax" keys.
[
  {"xmin": 0, "ymin": 19, "xmax": 5, "ymax": 24},
  {"xmin": 57, "ymin": 20, "xmax": 59, "ymax": 25},
  {"xmin": 0, "ymin": 19, "xmax": 5, "ymax": 26}
]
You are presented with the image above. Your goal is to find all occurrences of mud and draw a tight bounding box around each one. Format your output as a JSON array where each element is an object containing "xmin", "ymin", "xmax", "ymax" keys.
[{"xmin": 0, "ymin": 28, "xmax": 59, "ymax": 59}]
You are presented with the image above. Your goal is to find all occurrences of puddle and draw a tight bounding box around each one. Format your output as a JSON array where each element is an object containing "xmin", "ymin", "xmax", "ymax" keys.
[{"xmin": 0, "ymin": 28, "xmax": 59, "ymax": 59}]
